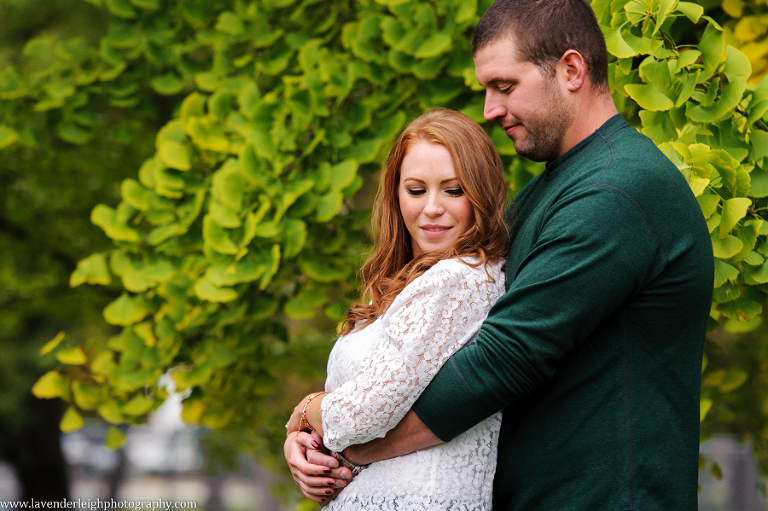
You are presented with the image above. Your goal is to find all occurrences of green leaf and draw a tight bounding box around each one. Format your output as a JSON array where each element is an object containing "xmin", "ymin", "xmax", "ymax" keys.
[
  {"xmin": 698, "ymin": 192, "xmax": 721, "ymax": 219},
  {"xmin": 91, "ymin": 204, "xmax": 140, "ymax": 242},
  {"xmin": 687, "ymin": 77, "xmax": 747, "ymax": 123},
  {"xmin": 454, "ymin": 0, "xmax": 476, "ymax": 23},
  {"xmin": 122, "ymin": 395, "xmax": 155, "ymax": 416},
  {"xmin": 315, "ymin": 190, "xmax": 343, "ymax": 222},
  {"xmin": 698, "ymin": 24, "xmax": 725, "ymax": 79},
  {"xmin": 56, "ymin": 347, "xmax": 87, "ymax": 366},
  {"xmin": 40, "ymin": 332, "xmax": 66, "ymax": 356},
  {"xmin": 414, "ymin": 33, "xmax": 452, "ymax": 59},
  {"xmin": 329, "ymin": 159, "xmax": 359, "ymax": 192},
  {"xmin": 624, "ymin": 83, "xmax": 674, "ymax": 111},
  {"xmin": 151, "ymin": 73, "xmax": 185, "ymax": 95},
  {"xmin": 215, "ymin": 11, "xmax": 244, "ymax": 35},
  {"xmin": 158, "ymin": 140, "xmax": 192, "ymax": 171},
  {"xmin": 719, "ymin": 297, "xmax": 763, "ymax": 323},
  {"xmin": 71, "ymin": 253, "xmax": 111, "ymax": 287},
  {"xmin": 212, "ymin": 160, "xmax": 245, "ymax": 212},
  {"xmin": 750, "ymin": 167, "xmax": 768, "ymax": 198},
  {"xmin": 711, "ymin": 233, "xmax": 743, "ymax": 259},
  {"xmin": 103, "ymin": 293, "xmax": 149, "ymax": 326},
  {"xmin": 719, "ymin": 198, "xmax": 752, "ymax": 238},
  {"xmin": 203, "ymin": 215, "xmax": 240, "ymax": 255},
  {"xmin": 121, "ymin": 179, "xmax": 152, "ymax": 211},
  {"xmin": 751, "ymin": 131, "xmax": 768, "ymax": 162},
  {"xmin": 58, "ymin": 122, "xmax": 93, "ymax": 145},
  {"xmin": 259, "ymin": 245, "xmax": 281, "ymax": 289},
  {"xmin": 32, "ymin": 371, "xmax": 71, "ymax": 400},
  {"xmin": 105, "ymin": 426, "xmax": 127, "ymax": 449},
  {"xmin": 105, "ymin": 0, "xmax": 137, "ymax": 18},
  {"xmin": 284, "ymin": 288, "xmax": 328, "ymax": 319},
  {"xmin": 723, "ymin": 46, "xmax": 751, "ymax": 82},
  {"xmin": 60, "ymin": 407, "xmax": 85, "ymax": 433},
  {"xmin": 282, "ymin": 219, "xmax": 307, "ymax": 258},
  {"xmin": 714, "ymin": 259, "xmax": 740, "ymax": 287},
  {"xmin": 750, "ymin": 261, "xmax": 768, "ymax": 284},
  {"xmin": 0, "ymin": 124, "xmax": 20, "ymax": 150},
  {"xmin": 677, "ymin": 2, "xmax": 704, "ymax": 23},
  {"xmin": 194, "ymin": 277, "xmax": 239, "ymax": 303},
  {"xmin": 72, "ymin": 382, "xmax": 100, "ymax": 411}
]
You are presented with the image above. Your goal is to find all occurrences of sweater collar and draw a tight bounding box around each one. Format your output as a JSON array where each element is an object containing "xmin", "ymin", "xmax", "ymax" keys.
[{"xmin": 544, "ymin": 114, "xmax": 627, "ymax": 179}]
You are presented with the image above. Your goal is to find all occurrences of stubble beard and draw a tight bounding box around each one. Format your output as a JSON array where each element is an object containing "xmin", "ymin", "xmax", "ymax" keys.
[{"xmin": 512, "ymin": 81, "xmax": 575, "ymax": 163}]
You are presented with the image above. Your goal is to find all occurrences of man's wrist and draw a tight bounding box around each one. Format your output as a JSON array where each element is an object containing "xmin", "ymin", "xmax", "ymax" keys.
[{"xmin": 331, "ymin": 449, "xmax": 369, "ymax": 474}]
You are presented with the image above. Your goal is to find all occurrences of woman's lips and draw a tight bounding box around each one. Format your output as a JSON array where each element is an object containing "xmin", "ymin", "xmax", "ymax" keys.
[{"xmin": 421, "ymin": 225, "xmax": 452, "ymax": 238}]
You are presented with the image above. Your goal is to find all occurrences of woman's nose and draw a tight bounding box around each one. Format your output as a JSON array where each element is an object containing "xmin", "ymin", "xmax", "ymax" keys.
[{"xmin": 423, "ymin": 194, "xmax": 444, "ymax": 216}]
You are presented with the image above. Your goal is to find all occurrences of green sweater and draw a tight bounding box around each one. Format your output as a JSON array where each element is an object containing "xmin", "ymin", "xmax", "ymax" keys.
[{"xmin": 412, "ymin": 115, "xmax": 714, "ymax": 510}]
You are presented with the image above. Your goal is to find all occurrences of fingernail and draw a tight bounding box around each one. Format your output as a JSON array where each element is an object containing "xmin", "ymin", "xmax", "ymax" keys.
[
  {"xmin": 323, "ymin": 468, "xmax": 331, "ymax": 474},
  {"xmin": 329, "ymin": 460, "xmax": 339, "ymax": 469},
  {"xmin": 320, "ymin": 498, "xmax": 327, "ymax": 503},
  {"xmin": 328, "ymin": 481, "xmax": 335, "ymax": 487},
  {"xmin": 311, "ymin": 440, "xmax": 319, "ymax": 448},
  {"xmin": 326, "ymin": 489, "xmax": 334, "ymax": 495}
]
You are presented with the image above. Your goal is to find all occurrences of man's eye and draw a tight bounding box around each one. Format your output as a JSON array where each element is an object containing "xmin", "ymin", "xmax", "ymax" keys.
[
  {"xmin": 499, "ymin": 86, "xmax": 512, "ymax": 94},
  {"xmin": 446, "ymin": 188, "xmax": 464, "ymax": 197},
  {"xmin": 407, "ymin": 189, "xmax": 426, "ymax": 196}
]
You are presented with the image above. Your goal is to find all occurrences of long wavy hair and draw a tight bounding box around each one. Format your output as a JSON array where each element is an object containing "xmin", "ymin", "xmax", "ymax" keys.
[{"xmin": 341, "ymin": 108, "xmax": 509, "ymax": 335}]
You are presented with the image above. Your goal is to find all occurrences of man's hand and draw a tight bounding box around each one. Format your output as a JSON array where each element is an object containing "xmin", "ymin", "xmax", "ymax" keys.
[{"xmin": 284, "ymin": 430, "xmax": 352, "ymax": 502}]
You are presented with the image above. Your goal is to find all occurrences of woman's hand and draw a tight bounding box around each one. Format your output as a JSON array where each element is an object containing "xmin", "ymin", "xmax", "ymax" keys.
[{"xmin": 284, "ymin": 430, "xmax": 352, "ymax": 502}]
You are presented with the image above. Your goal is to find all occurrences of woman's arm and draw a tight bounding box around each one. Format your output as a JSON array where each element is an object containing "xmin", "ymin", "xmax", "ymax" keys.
[{"xmin": 319, "ymin": 260, "xmax": 502, "ymax": 452}]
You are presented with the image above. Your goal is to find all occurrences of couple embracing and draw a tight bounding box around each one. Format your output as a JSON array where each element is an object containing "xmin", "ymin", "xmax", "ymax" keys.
[{"xmin": 285, "ymin": 0, "xmax": 714, "ymax": 509}]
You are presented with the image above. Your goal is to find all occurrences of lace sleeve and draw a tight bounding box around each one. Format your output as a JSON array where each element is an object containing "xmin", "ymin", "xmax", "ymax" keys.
[{"xmin": 321, "ymin": 260, "xmax": 502, "ymax": 452}]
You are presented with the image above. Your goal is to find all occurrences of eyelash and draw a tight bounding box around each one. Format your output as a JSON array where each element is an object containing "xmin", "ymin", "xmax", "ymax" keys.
[{"xmin": 406, "ymin": 188, "xmax": 464, "ymax": 197}]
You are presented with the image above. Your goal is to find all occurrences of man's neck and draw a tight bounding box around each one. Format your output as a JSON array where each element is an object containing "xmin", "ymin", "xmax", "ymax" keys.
[{"xmin": 560, "ymin": 91, "xmax": 620, "ymax": 157}]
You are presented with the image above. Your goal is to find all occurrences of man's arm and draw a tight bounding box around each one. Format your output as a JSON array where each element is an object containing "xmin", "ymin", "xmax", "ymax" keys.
[
  {"xmin": 413, "ymin": 187, "xmax": 660, "ymax": 440},
  {"xmin": 343, "ymin": 410, "xmax": 441, "ymax": 465}
]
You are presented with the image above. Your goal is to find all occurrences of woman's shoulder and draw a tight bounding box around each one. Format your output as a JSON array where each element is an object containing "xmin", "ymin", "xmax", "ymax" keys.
[
  {"xmin": 412, "ymin": 257, "xmax": 504, "ymax": 290},
  {"xmin": 429, "ymin": 256, "xmax": 504, "ymax": 278}
]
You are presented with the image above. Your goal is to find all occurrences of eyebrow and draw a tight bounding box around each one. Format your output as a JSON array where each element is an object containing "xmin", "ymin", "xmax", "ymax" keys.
[{"xmin": 402, "ymin": 177, "xmax": 461, "ymax": 184}]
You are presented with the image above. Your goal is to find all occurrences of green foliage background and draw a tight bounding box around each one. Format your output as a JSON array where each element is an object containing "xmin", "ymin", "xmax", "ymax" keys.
[{"xmin": 1, "ymin": 0, "xmax": 767, "ymax": 505}]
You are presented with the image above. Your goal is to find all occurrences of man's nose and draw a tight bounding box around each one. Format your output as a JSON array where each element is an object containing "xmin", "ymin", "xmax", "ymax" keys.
[{"xmin": 483, "ymin": 91, "xmax": 504, "ymax": 121}]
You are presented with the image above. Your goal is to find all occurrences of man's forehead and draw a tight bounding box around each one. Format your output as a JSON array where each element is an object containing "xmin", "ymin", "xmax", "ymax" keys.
[{"xmin": 473, "ymin": 38, "xmax": 526, "ymax": 83}]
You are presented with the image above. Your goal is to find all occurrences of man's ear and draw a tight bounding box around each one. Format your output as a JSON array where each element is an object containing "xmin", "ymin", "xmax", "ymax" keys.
[{"xmin": 559, "ymin": 50, "xmax": 586, "ymax": 92}]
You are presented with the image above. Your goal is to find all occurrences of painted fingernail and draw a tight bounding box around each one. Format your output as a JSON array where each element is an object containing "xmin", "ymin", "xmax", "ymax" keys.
[
  {"xmin": 323, "ymin": 468, "xmax": 331, "ymax": 474},
  {"xmin": 311, "ymin": 440, "xmax": 319, "ymax": 448},
  {"xmin": 320, "ymin": 498, "xmax": 327, "ymax": 503},
  {"xmin": 326, "ymin": 489, "xmax": 334, "ymax": 495},
  {"xmin": 328, "ymin": 481, "xmax": 335, "ymax": 487}
]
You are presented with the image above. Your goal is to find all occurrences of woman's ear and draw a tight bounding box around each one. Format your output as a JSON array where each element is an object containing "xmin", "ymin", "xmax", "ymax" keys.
[{"xmin": 559, "ymin": 50, "xmax": 586, "ymax": 92}]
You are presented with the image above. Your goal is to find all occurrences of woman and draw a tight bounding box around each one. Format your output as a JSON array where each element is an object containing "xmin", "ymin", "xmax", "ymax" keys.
[{"xmin": 285, "ymin": 108, "xmax": 509, "ymax": 509}]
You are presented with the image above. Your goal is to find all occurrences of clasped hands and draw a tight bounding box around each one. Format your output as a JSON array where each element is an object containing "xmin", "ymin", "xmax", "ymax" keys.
[{"xmin": 285, "ymin": 394, "xmax": 355, "ymax": 503}]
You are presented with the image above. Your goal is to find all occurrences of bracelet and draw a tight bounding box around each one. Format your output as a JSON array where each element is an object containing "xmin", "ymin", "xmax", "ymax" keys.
[
  {"xmin": 331, "ymin": 450, "xmax": 369, "ymax": 475},
  {"xmin": 300, "ymin": 392, "xmax": 327, "ymax": 431}
]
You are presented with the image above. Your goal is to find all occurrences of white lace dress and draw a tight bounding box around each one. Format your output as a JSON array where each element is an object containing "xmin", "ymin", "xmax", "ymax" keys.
[{"xmin": 321, "ymin": 257, "xmax": 505, "ymax": 510}]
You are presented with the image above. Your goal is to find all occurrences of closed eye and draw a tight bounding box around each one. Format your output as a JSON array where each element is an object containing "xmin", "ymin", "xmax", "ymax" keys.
[
  {"xmin": 406, "ymin": 189, "xmax": 426, "ymax": 196},
  {"xmin": 446, "ymin": 188, "xmax": 464, "ymax": 197}
]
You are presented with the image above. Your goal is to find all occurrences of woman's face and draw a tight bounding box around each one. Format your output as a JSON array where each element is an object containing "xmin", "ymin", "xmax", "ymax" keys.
[{"xmin": 398, "ymin": 140, "xmax": 474, "ymax": 258}]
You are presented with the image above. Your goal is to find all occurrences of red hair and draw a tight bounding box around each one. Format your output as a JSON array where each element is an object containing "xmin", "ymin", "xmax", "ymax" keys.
[{"xmin": 341, "ymin": 108, "xmax": 509, "ymax": 335}]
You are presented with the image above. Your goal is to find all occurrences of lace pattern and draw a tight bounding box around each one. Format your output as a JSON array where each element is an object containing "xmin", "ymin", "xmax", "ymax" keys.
[{"xmin": 322, "ymin": 258, "xmax": 505, "ymax": 510}]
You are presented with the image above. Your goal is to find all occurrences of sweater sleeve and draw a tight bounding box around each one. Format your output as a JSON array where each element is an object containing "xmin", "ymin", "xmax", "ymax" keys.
[
  {"xmin": 321, "ymin": 260, "xmax": 502, "ymax": 452},
  {"xmin": 412, "ymin": 186, "xmax": 662, "ymax": 441}
]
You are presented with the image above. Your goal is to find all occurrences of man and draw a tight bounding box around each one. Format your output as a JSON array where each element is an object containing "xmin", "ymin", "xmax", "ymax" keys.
[{"xmin": 286, "ymin": 0, "xmax": 714, "ymax": 508}]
